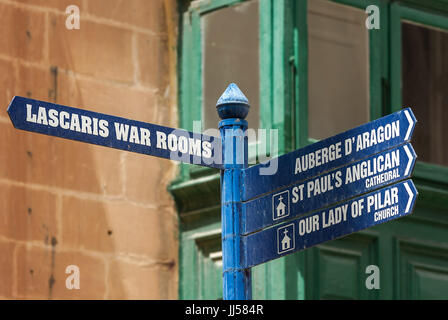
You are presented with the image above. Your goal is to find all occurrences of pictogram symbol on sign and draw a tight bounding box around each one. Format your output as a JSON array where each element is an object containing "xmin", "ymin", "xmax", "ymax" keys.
[
  {"xmin": 277, "ymin": 223, "xmax": 295, "ymax": 254},
  {"xmin": 272, "ymin": 191, "xmax": 290, "ymax": 221}
]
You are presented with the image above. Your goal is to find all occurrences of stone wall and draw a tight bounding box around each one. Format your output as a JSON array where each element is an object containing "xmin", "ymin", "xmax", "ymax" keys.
[{"xmin": 0, "ymin": 0, "xmax": 179, "ymax": 299}]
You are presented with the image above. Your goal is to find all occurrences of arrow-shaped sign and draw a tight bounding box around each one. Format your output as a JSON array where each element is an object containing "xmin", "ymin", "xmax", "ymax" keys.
[
  {"xmin": 243, "ymin": 108, "xmax": 417, "ymax": 201},
  {"xmin": 241, "ymin": 143, "xmax": 417, "ymax": 235},
  {"xmin": 7, "ymin": 96, "xmax": 223, "ymax": 169},
  {"xmin": 241, "ymin": 179, "xmax": 418, "ymax": 268}
]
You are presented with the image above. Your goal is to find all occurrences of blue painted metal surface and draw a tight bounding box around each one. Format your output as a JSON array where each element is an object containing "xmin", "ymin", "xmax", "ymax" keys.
[
  {"xmin": 241, "ymin": 143, "xmax": 416, "ymax": 235},
  {"xmin": 7, "ymin": 96, "xmax": 223, "ymax": 169},
  {"xmin": 7, "ymin": 89, "xmax": 418, "ymax": 300},
  {"xmin": 216, "ymin": 83, "xmax": 250, "ymax": 120},
  {"xmin": 218, "ymin": 84, "xmax": 252, "ymax": 300},
  {"xmin": 241, "ymin": 179, "xmax": 418, "ymax": 268},
  {"xmin": 243, "ymin": 108, "xmax": 416, "ymax": 201}
]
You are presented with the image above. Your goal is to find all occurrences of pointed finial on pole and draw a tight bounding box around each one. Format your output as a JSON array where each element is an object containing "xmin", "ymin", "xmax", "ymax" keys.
[{"xmin": 216, "ymin": 83, "xmax": 250, "ymax": 120}]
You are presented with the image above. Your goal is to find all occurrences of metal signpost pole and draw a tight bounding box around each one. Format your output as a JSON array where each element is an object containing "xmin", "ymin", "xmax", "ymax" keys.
[{"xmin": 217, "ymin": 84, "xmax": 252, "ymax": 300}]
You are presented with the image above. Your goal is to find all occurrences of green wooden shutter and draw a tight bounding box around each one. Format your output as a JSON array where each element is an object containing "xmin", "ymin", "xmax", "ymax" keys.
[{"xmin": 173, "ymin": 0, "xmax": 448, "ymax": 300}]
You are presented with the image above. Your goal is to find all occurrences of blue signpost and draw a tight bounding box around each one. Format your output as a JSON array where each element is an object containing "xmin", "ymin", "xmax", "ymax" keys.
[
  {"xmin": 218, "ymin": 84, "xmax": 251, "ymax": 300},
  {"xmin": 241, "ymin": 143, "xmax": 416, "ymax": 235},
  {"xmin": 241, "ymin": 179, "xmax": 418, "ymax": 268},
  {"xmin": 6, "ymin": 83, "xmax": 418, "ymax": 301},
  {"xmin": 7, "ymin": 96, "xmax": 223, "ymax": 169},
  {"xmin": 243, "ymin": 107, "xmax": 416, "ymax": 201}
]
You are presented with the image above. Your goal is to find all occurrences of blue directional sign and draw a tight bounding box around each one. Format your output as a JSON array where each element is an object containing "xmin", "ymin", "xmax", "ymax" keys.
[
  {"xmin": 241, "ymin": 143, "xmax": 416, "ymax": 235},
  {"xmin": 7, "ymin": 96, "xmax": 223, "ymax": 169},
  {"xmin": 5, "ymin": 83, "xmax": 419, "ymax": 301},
  {"xmin": 241, "ymin": 179, "xmax": 418, "ymax": 268},
  {"xmin": 243, "ymin": 108, "xmax": 416, "ymax": 201}
]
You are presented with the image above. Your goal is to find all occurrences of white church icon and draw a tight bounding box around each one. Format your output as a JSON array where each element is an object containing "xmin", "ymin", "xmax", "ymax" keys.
[
  {"xmin": 281, "ymin": 229, "xmax": 291, "ymax": 251},
  {"xmin": 272, "ymin": 191, "xmax": 290, "ymax": 221},
  {"xmin": 277, "ymin": 224, "xmax": 295, "ymax": 254},
  {"xmin": 277, "ymin": 196, "xmax": 286, "ymax": 216}
]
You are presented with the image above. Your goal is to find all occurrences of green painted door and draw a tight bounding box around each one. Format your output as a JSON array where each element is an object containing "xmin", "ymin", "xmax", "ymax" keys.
[{"xmin": 172, "ymin": 0, "xmax": 448, "ymax": 300}]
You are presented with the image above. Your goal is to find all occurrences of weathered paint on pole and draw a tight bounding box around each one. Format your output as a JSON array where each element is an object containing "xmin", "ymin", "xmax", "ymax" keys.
[
  {"xmin": 218, "ymin": 83, "xmax": 251, "ymax": 300},
  {"xmin": 241, "ymin": 143, "xmax": 417, "ymax": 235}
]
